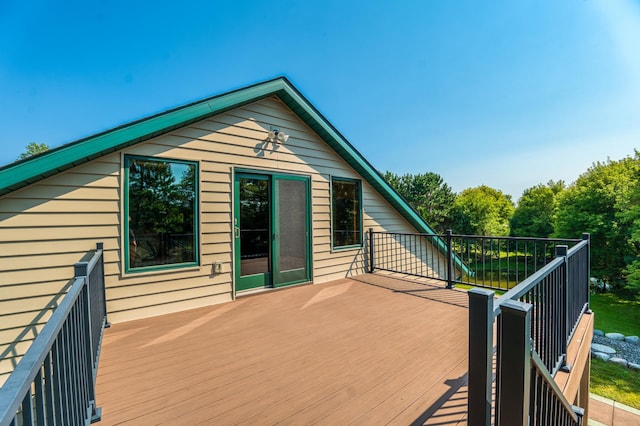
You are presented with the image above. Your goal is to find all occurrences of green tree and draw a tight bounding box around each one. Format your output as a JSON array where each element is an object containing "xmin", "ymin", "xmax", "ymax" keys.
[
  {"xmin": 129, "ymin": 160, "xmax": 182, "ymax": 234},
  {"xmin": 384, "ymin": 171, "xmax": 456, "ymax": 232},
  {"xmin": 451, "ymin": 185, "xmax": 514, "ymax": 236},
  {"xmin": 616, "ymin": 161, "xmax": 640, "ymax": 294},
  {"xmin": 18, "ymin": 142, "xmax": 49, "ymax": 160},
  {"xmin": 554, "ymin": 155, "xmax": 640, "ymax": 282},
  {"xmin": 510, "ymin": 180, "xmax": 564, "ymax": 238}
]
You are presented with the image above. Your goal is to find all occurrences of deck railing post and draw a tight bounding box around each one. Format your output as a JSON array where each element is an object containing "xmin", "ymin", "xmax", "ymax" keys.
[
  {"xmin": 369, "ymin": 228, "xmax": 374, "ymax": 273},
  {"xmin": 497, "ymin": 300, "xmax": 532, "ymax": 426},
  {"xmin": 96, "ymin": 242, "xmax": 109, "ymax": 327},
  {"xmin": 468, "ymin": 288, "xmax": 495, "ymax": 426},
  {"xmin": 446, "ymin": 229, "xmax": 453, "ymax": 289},
  {"xmin": 582, "ymin": 233, "xmax": 590, "ymax": 311},
  {"xmin": 74, "ymin": 260, "xmax": 92, "ymax": 351}
]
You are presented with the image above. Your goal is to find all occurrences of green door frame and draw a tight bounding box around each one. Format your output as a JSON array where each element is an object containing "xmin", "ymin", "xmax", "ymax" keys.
[{"xmin": 234, "ymin": 170, "xmax": 312, "ymax": 292}]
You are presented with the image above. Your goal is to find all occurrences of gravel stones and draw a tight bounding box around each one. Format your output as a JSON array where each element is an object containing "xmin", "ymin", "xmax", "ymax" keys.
[
  {"xmin": 605, "ymin": 332, "xmax": 625, "ymax": 341},
  {"xmin": 592, "ymin": 352, "xmax": 611, "ymax": 361},
  {"xmin": 625, "ymin": 335, "xmax": 639, "ymax": 345},
  {"xmin": 592, "ymin": 334, "xmax": 640, "ymax": 369},
  {"xmin": 609, "ymin": 357, "xmax": 629, "ymax": 367},
  {"xmin": 591, "ymin": 342, "xmax": 617, "ymax": 354}
]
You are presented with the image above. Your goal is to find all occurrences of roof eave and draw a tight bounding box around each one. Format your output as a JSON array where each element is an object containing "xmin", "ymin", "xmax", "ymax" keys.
[{"xmin": 0, "ymin": 78, "xmax": 287, "ymax": 196}]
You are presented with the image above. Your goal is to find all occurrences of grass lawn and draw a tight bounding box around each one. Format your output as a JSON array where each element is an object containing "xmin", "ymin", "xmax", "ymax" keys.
[
  {"xmin": 455, "ymin": 283, "xmax": 505, "ymax": 295},
  {"xmin": 590, "ymin": 291, "xmax": 640, "ymax": 336},
  {"xmin": 589, "ymin": 290, "xmax": 640, "ymax": 409},
  {"xmin": 591, "ymin": 359, "xmax": 640, "ymax": 409}
]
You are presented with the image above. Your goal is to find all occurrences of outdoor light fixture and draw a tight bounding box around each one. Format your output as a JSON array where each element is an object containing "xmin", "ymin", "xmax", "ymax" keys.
[{"xmin": 266, "ymin": 127, "xmax": 289, "ymax": 144}]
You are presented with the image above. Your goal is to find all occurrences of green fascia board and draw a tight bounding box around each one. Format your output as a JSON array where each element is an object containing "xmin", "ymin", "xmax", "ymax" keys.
[{"xmin": 0, "ymin": 76, "xmax": 468, "ymax": 274}]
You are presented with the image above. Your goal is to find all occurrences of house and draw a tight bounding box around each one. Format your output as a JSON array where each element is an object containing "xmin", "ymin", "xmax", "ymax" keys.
[
  {"xmin": 0, "ymin": 77, "xmax": 452, "ymax": 385},
  {"xmin": 0, "ymin": 78, "xmax": 597, "ymax": 425}
]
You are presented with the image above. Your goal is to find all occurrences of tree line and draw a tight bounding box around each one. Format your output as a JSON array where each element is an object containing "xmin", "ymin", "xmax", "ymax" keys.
[{"xmin": 385, "ymin": 150, "xmax": 640, "ymax": 293}]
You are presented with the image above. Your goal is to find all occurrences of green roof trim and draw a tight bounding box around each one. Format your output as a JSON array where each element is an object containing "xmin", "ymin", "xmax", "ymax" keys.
[
  {"xmin": 0, "ymin": 76, "xmax": 468, "ymax": 274},
  {"xmin": 0, "ymin": 79, "xmax": 284, "ymax": 195}
]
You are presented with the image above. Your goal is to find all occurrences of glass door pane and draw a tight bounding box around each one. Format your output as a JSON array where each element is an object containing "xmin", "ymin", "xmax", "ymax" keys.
[{"xmin": 235, "ymin": 175, "xmax": 271, "ymax": 291}]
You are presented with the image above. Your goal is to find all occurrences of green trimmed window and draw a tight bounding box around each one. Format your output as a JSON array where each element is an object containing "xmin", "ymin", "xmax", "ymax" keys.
[
  {"xmin": 331, "ymin": 177, "xmax": 362, "ymax": 249},
  {"xmin": 125, "ymin": 156, "xmax": 198, "ymax": 271}
]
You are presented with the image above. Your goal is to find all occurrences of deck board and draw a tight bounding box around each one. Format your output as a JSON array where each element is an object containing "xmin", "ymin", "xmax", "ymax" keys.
[{"xmin": 95, "ymin": 274, "xmax": 470, "ymax": 425}]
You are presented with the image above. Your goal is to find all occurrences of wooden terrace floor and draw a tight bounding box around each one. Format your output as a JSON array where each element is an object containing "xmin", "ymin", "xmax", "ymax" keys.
[{"xmin": 95, "ymin": 274, "xmax": 471, "ymax": 425}]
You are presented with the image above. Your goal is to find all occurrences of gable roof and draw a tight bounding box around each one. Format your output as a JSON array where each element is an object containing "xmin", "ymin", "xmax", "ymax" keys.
[{"xmin": 0, "ymin": 77, "xmax": 467, "ymax": 272}]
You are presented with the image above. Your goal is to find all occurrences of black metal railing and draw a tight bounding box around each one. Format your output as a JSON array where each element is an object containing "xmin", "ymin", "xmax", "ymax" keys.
[
  {"xmin": 530, "ymin": 351, "xmax": 584, "ymax": 425},
  {"xmin": 369, "ymin": 229, "xmax": 583, "ymax": 291},
  {"xmin": 369, "ymin": 230, "xmax": 449, "ymax": 283},
  {"xmin": 0, "ymin": 243, "xmax": 107, "ymax": 426},
  {"xmin": 467, "ymin": 237, "xmax": 590, "ymax": 425}
]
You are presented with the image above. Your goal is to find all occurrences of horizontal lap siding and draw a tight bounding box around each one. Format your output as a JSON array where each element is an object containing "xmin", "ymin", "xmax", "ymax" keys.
[
  {"xmin": 0, "ymin": 96, "xmax": 441, "ymax": 385},
  {"xmin": 0, "ymin": 156, "xmax": 120, "ymax": 385}
]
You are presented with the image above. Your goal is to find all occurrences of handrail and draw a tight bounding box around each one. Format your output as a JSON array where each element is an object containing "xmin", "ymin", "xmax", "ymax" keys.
[
  {"xmin": 445, "ymin": 234, "xmax": 582, "ymax": 243},
  {"xmin": 0, "ymin": 277, "xmax": 85, "ymax": 423},
  {"xmin": 567, "ymin": 239, "xmax": 589, "ymax": 260},
  {"xmin": 369, "ymin": 229, "xmax": 583, "ymax": 291},
  {"xmin": 0, "ymin": 243, "xmax": 106, "ymax": 426},
  {"xmin": 494, "ymin": 255, "xmax": 565, "ymax": 314},
  {"xmin": 530, "ymin": 350, "xmax": 580, "ymax": 423},
  {"xmin": 370, "ymin": 229, "xmax": 582, "ymax": 243}
]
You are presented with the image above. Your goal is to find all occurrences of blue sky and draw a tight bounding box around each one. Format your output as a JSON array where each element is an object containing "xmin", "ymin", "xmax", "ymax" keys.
[{"xmin": 1, "ymin": 0, "xmax": 639, "ymax": 200}]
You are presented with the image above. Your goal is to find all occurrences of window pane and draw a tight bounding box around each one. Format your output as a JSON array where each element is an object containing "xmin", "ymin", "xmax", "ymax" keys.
[
  {"xmin": 332, "ymin": 179, "xmax": 362, "ymax": 247},
  {"xmin": 128, "ymin": 157, "xmax": 197, "ymax": 269}
]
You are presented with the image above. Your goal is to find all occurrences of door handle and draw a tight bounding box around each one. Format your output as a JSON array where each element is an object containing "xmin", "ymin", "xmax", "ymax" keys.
[{"xmin": 234, "ymin": 226, "xmax": 240, "ymax": 239}]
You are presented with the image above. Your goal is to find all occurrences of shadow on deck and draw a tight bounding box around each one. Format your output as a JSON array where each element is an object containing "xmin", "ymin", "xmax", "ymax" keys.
[{"xmin": 95, "ymin": 273, "xmax": 470, "ymax": 425}]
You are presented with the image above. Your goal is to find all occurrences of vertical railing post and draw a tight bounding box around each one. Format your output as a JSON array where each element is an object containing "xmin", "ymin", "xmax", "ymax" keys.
[
  {"xmin": 446, "ymin": 229, "xmax": 453, "ymax": 289},
  {"xmin": 74, "ymin": 260, "xmax": 92, "ymax": 366},
  {"xmin": 497, "ymin": 300, "xmax": 532, "ymax": 426},
  {"xmin": 582, "ymin": 233, "xmax": 590, "ymax": 311},
  {"xmin": 556, "ymin": 244, "xmax": 569, "ymax": 368},
  {"xmin": 96, "ymin": 242, "xmax": 109, "ymax": 328},
  {"xmin": 468, "ymin": 289, "xmax": 495, "ymax": 426},
  {"xmin": 574, "ymin": 406, "xmax": 585, "ymax": 426},
  {"xmin": 369, "ymin": 228, "xmax": 374, "ymax": 273}
]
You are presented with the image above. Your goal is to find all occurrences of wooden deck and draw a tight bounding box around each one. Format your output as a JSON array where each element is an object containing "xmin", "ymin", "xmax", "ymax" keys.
[{"xmin": 95, "ymin": 274, "xmax": 470, "ymax": 425}]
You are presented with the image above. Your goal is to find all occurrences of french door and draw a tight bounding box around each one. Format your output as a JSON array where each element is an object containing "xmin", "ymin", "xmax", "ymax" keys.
[{"xmin": 234, "ymin": 172, "xmax": 311, "ymax": 292}]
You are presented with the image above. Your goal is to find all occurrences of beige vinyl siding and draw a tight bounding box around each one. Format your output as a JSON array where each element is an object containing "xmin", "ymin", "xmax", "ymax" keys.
[
  {"xmin": 0, "ymin": 96, "xmax": 444, "ymax": 385},
  {"xmin": 0, "ymin": 155, "xmax": 120, "ymax": 385}
]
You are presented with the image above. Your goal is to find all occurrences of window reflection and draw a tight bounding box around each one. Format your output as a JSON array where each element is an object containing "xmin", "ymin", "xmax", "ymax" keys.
[
  {"xmin": 127, "ymin": 157, "xmax": 197, "ymax": 269},
  {"xmin": 332, "ymin": 179, "xmax": 362, "ymax": 248}
]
